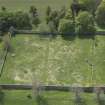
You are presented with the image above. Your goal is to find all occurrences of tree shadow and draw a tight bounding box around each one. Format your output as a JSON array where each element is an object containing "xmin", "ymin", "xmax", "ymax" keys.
[
  {"xmin": 39, "ymin": 33, "xmax": 57, "ymax": 40},
  {"xmin": 78, "ymin": 34, "xmax": 95, "ymax": 40},
  {"xmin": 0, "ymin": 91, "xmax": 5, "ymax": 105},
  {"xmin": 97, "ymin": 99, "xmax": 105, "ymax": 105},
  {"xmin": 61, "ymin": 33, "xmax": 76, "ymax": 41},
  {"xmin": 74, "ymin": 98, "xmax": 87, "ymax": 105},
  {"xmin": 36, "ymin": 95, "xmax": 49, "ymax": 105}
]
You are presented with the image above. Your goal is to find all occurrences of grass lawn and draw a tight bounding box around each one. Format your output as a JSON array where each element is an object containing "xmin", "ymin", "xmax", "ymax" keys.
[
  {"xmin": 0, "ymin": 0, "xmax": 105, "ymax": 104},
  {"xmin": 1, "ymin": 90, "xmax": 104, "ymax": 105},
  {"xmin": 0, "ymin": 34, "xmax": 105, "ymax": 86}
]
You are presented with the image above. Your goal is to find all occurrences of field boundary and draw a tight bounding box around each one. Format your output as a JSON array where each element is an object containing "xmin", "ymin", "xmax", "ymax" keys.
[
  {"xmin": 0, "ymin": 49, "xmax": 8, "ymax": 77},
  {"xmin": 0, "ymin": 84, "xmax": 105, "ymax": 93},
  {"xmin": 15, "ymin": 30, "xmax": 105, "ymax": 36}
]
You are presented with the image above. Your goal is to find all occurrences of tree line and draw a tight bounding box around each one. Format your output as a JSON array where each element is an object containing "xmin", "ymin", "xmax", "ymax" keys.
[{"xmin": 0, "ymin": 0, "xmax": 105, "ymax": 38}]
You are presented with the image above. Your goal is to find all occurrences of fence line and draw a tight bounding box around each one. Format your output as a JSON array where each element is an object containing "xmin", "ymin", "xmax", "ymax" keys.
[
  {"xmin": 0, "ymin": 32, "xmax": 12, "ymax": 78},
  {"xmin": 14, "ymin": 30, "xmax": 105, "ymax": 35},
  {"xmin": 0, "ymin": 84, "xmax": 105, "ymax": 93},
  {"xmin": 0, "ymin": 49, "xmax": 8, "ymax": 77}
]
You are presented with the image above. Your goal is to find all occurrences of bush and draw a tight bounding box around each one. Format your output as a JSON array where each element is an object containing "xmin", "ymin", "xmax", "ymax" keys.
[
  {"xmin": 46, "ymin": 7, "xmax": 66, "ymax": 31},
  {"xmin": 0, "ymin": 11, "xmax": 32, "ymax": 33},
  {"xmin": 58, "ymin": 6, "xmax": 66, "ymax": 19},
  {"xmin": 1, "ymin": 6, "xmax": 6, "ymax": 12},
  {"xmin": 29, "ymin": 6, "xmax": 40, "ymax": 27},
  {"xmin": 29, "ymin": 6, "xmax": 37, "ymax": 17},
  {"xmin": 58, "ymin": 19, "xmax": 75, "ymax": 35},
  {"xmin": 46, "ymin": 6, "xmax": 52, "ymax": 17},
  {"xmin": 65, "ymin": 9, "xmax": 73, "ymax": 19},
  {"xmin": 79, "ymin": 0, "xmax": 96, "ymax": 14},
  {"xmin": 95, "ymin": 2, "xmax": 105, "ymax": 28},
  {"xmin": 0, "ymin": 12, "xmax": 15, "ymax": 32},
  {"xmin": 76, "ymin": 11, "xmax": 96, "ymax": 36},
  {"xmin": 32, "ymin": 16, "xmax": 40, "ymax": 27},
  {"xmin": 14, "ymin": 11, "xmax": 32, "ymax": 29}
]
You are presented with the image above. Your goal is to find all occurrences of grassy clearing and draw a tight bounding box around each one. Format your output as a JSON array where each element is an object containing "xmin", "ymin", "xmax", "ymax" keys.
[{"xmin": 0, "ymin": 34, "xmax": 105, "ymax": 86}]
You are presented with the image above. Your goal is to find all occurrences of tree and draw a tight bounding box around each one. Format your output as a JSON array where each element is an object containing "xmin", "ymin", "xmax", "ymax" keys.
[
  {"xmin": 0, "ymin": 11, "xmax": 32, "ymax": 34},
  {"xmin": 58, "ymin": 18, "xmax": 75, "ymax": 35},
  {"xmin": 32, "ymin": 16, "xmax": 40, "ymax": 27},
  {"xmin": 65, "ymin": 9, "xmax": 73, "ymax": 19},
  {"xmin": 95, "ymin": 2, "xmax": 105, "ymax": 28},
  {"xmin": 1, "ymin": 6, "xmax": 6, "ymax": 12},
  {"xmin": 76, "ymin": 11, "xmax": 96, "ymax": 36},
  {"xmin": 48, "ymin": 21, "xmax": 57, "ymax": 33},
  {"xmin": 46, "ymin": 6, "xmax": 52, "ymax": 17},
  {"xmin": 79, "ymin": 0, "xmax": 102, "ymax": 15},
  {"xmin": 3, "ymin": 33, "xmax": 11, "ymax": 51},
  {"xmin": 14, "ymin": 11, "xmax": 32, "ymax": 29},
  {"xmin": 46, "ymin": 7, "xmax": 67, "ymax": 32},
  {"xmin": 29, "ymin": 6, "xmax": 37, "ymax": 17},
  {"xmin": 46, "ymin": 6, "xmax": 52, "ymax": 24},
  {"xmin": 46, "ymin": 10, "xmax": 59, "ymax": 31},
  {"xmin": 58, "ymin": 8, "xmax": 75, "ymax": 35},
  {"xmin": 58, "ymin": 6, "xmax": 66, "ymax": 19},
  {"xmin": 71, "ymin": 0, "xmax": 102, "ymax": 17},
  {"xmin": 29, "ymin": 6, "xmax": 40, "ymax": 27},
  {"xmin": 0, "ymin": 12, "xmax": 14, "ymax": 33}
]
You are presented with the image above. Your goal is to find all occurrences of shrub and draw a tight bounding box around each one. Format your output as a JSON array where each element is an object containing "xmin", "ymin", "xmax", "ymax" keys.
[
  {"xmin": 32, "ymin": 16, "xmax": 41, "ymax": 27},
  {"xmin": 76, "ymin": 11, "xmax": 96, "ymax": 36},
  {"xmin": 46, "ymin": 6, "xmax": 52, "ymax": 17},
  {"xmin": 65, "ymin": 9, "xmax": 73, "ymax": 19},
  {"xmin": 46, "ymin": 10, "xmax": 59, "ymax": 31},
  {"xmin": 0, "ymin": 11, "xmax": 32, "ymax": 33},
  {"xmin": 0, "ymin": 12, "xmax": 15, "ymax": 33},
  {"xmin": 95, "ymin": 2, "xmax": 105, "ymax": 28},
  {"xmin": 79, "ymin": 0, "xmax": 96, "ymax": 14},
  {"xmin": 58, "ymin": 19, "xmax": 75, "ymax": 35},
  {"xmin": 58, "ymin": 6, "xmax": 66, "ymax": 19},
  {"xmin": 38, "ymin": 23, "xmax": 50, "ymax": 33},
  {"xmin": 46, "ymin": 7, "xmax": 66, "ymax": 31},
  {"xmin": 29, "ymin": 6, "xmax": 40, "ymax": 27},
  {"xmin": 48, "ymin": 21, "xmax": 57, "ymax": 33},
  {"xmin": 14, "ymin": 11, "xmax": 32, "ymax": 29},
  {"xmin": 1, "ymin": 6, "xmax": 6, "ymax": 12},
  {"xmin": 29, "ymin": 6, "xmax": 37, "ymax": 17}
]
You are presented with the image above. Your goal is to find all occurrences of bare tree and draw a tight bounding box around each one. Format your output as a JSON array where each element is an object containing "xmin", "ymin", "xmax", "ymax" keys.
[
  {"xmin": 94, "ymin": 87, "xmax": 105, "ymax": 102},
  {"xmin": 3, "ymin": 32, "xmax": 11, "ymax": 51}
]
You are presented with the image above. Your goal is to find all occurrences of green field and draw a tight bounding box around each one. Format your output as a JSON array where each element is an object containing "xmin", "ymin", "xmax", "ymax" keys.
[
  {"xmin": 0, "ymin": 0, "xmax": 105, "ymax": 105},
  {"xmin": 1, "ymin": 90, "xmax": 103, "ymax": 105},
  {"xmin": 1, "ymin": 35, "xmax": 105, "ymax": 86},
  {"xmin": 0, "ymin": 34, "xmax": 105, "ymax": 105}
]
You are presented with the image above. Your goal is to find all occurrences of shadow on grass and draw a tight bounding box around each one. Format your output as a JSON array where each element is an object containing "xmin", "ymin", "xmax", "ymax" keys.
[
  {"xmin": 97, "ymin": 99, "xmax": 105, "ymax": 105},
  {"xmin": 0, "ymin": 91, "xmax": 5, "ymax": 105},
  {"xmin": 36, "ymin": 95, "xmax": 48, "ymax": 105},
  {"xmin": 74, "ymin": 98, "xmax": 87, "ymax": 105},
  {"xmin": 39, "ymin": 33, "xmax": 57, "ymax": 39},
  {"xmin": 78, "ymin": 34, "xmax": 95, "ymax": 40},
  {"xmin": 61, "ymin": 34, "xmax": 76, "ymax": 41}
]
